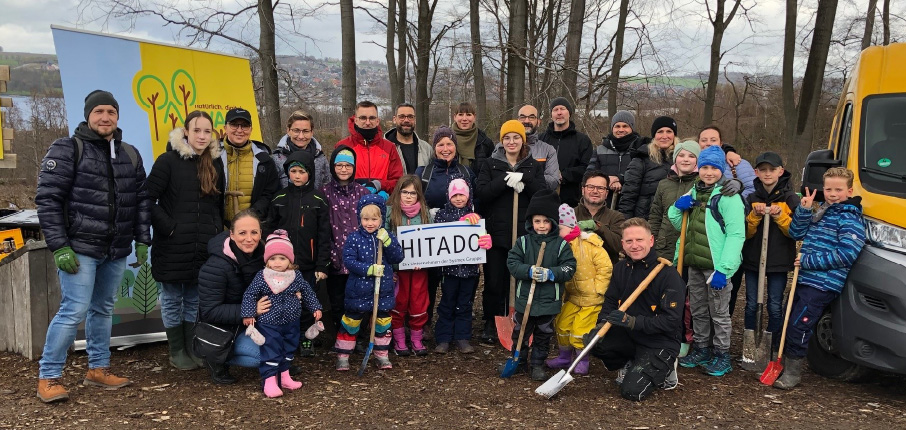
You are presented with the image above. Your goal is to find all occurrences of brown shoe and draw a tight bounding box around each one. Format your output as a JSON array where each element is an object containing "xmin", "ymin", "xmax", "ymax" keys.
[
  {"xmin": 84, "ymin": 368, "xmax": 131, "ymax": 389},
  {"xmin": 37, "ymin": 378, "xmax": 69, "ymax": 403}
]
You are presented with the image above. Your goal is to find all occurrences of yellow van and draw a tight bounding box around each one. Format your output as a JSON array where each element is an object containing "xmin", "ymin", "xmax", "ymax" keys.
[{"xmin": 802, "ymin": 42, "xmax": 906, "ymax": 380}]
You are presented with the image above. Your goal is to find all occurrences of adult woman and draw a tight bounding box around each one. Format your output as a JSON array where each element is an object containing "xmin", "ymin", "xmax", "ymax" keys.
[
  {"xmin": 414, "ymin": 126, "xmax": 476, "ymax": 211},
  {"xmin": 272, "ymin": 110, "xmax": 330, "ymax": 190},
  {"xmin": 618, "ymin": 116, "xmax": 677, "ymax": 219},
  {"xmin": 475, "ymin": 120, "xmax": 545, "ymax": 344},
  {"xmin": 146, "ymin": 110, "xmax": 224, "ymax": 370},
  {"xmin": 197, "ymin": 210, "xmax": 270, "ymax": 384}
]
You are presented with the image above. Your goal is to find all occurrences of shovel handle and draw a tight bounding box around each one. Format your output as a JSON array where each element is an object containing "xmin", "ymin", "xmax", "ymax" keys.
[
  {"xmin": 594, "ymin": 257, "xmax": 673, "ymax": 339},
  {"xmin": 776, "ymin": 253, "xmax": 801, "ymax": 361},
  {"xmin": 513, "ymin": 241, "xmax": 547, "ymax": 355},
  {"xmin": 677, "ymin": 212, "xmax": 688, "ymax": 274},
  {"xmin": 369, "ymin": 245, "xmax": 383, "ymax": 344},
  {"xmin": 508, "ymin": 190, "xmax": 519, "ymax": 314}
]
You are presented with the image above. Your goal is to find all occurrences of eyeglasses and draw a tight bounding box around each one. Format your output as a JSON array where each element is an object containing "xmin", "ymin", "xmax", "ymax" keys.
[
  {"xmin": 289, "ymin": 128, "xmax": 312, "ymax": 135},
  {"xmin": 396, "ymin": 114, "xmax": 415, "ymax": 120},
  {"xmin": 400, "ymin": 190, "xmax": 418, "ymax": 196},
  {"xmin": 517, "ymin": 115, "xmax": 538, "ymax": 121},
  {"xmin": 228, "ymin": 122, "xmax": 251, "ymax": 130},
  {"xmin": 357, "ymin": 116, "xmax": 379, "ymax": 122},
  {"xmin": 335, "ymin": 164, "xmax": 354, "ymax": 170},
  {"xmin": 583, "ymin": 185, "xmax": 607, "ymax": 193}
]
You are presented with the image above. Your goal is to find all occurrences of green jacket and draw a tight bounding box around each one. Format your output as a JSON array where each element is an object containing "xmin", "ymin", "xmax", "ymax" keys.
[
  {"xmin": 667, "ymin": 180, "xmax": 746, "ymax": 277},
  {"xmin": 507, "ymin": 221, "xmax": 577, "ymax": 316},
  {"xmin": 648, "ymin": 170, "xmax": 698, "ymax": 261}
]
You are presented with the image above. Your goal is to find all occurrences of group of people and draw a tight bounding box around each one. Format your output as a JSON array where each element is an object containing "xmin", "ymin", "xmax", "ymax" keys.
[{"xmin": 33, "ymin": 89, "xmax": 866, "ymax": 404}]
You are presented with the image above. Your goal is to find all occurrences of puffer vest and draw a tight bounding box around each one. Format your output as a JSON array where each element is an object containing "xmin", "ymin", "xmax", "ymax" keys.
[{"xmin": 684, "ymin": 185, "xmax": 714, "ymax": 270}]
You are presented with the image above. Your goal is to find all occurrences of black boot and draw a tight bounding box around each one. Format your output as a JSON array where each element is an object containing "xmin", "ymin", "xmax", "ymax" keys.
[
  {"xmin": 206, "ymin": 360, "xmax": 237, "ymax": 385},
  {"xmin": 479, "ymin": 320, "xmax": 498, "ymax": 345},
  {"xmin": 182, "ymin": 322, "xmax": 204, "ymax": 368}
]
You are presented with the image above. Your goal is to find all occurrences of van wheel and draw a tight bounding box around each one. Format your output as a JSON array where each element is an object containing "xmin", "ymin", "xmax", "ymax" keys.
[{"xmin": 806, "ymin": 309, "xmax": 872, "ymax": 382}]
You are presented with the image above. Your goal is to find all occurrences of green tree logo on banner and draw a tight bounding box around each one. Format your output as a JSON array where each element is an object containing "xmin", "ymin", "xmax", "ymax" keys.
[
  {"xmin": 131, "ymin": 262, "xmax": 160, "ymax": 317},
  {"xmin": 134, "ymin": 69, "xmax": 197, "ymax": 141}
]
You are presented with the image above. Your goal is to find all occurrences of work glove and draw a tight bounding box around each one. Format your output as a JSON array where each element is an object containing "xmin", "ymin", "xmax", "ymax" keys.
[
  {"xmin": 504, "ymin": 172, "xmax": 524, "ymax": 188},
  {"xmin": 371, "ymin": 180, "xmax": 382, "ymax": 192},
  {"xmin": 477, "ymin": 234, "xmax": 492, "ymax": 250},
  {"xmin": 673, "ymin": 195, "xmax": 696, "ymax": 211},
  {"xmin": 460, "ymin": 213, "xmax": 481, "ymax": 225},
  {"xmin": 135, "ymin": 243, "xmax": 149, "ymax": 266},
  {"xmin": 376, "ymin": 228, "xmax": 391, "ymax": 247},
  {"xmin": 582, "ymin": 322, "xmax": 607, "ymax": 346},
  {"xmin": 708, "ymin": 271, "xmax": 728, "ymax": 290},
  {"xmin": 53, "ymin": 246, "xmax": 80, "ymax": 274},
  {"xmin": 720, "ymin": 178, "xmax": 743, "ymax": 197},
  {"xmin": 367, "ymin": 264, "xmax": 385, "ymax": 277},
  {"xmin": 578, "ymin": 219, "xmax": 597, "ymax": 232},
  {"xmin": 605, "ymin": 310, "xmax": 636, "ymax": 330},
  {"xmin": 531, "ymin": 266, "xmax": 553, "ymax": 282}
]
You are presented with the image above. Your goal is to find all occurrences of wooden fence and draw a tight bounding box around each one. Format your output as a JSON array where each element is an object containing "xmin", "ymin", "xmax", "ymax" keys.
[{"xmin": 0, "ymin": 241, "xmax": 60, "ymax": 360}]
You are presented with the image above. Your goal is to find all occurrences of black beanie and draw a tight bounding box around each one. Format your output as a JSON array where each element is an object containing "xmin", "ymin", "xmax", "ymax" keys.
[
  {"xmin": 650, "ymin": 116, "xmax": 677, "ymax": 137},
  {"xmin": 549, "ymin": 97, "xmax": 573, "ymax": 116},
  {"xmin": 526, "ymin": 189, "xmax": 561, "ymax": 222},
  {"xmin": 84, "ymin": 90, "xmax": 119, "ymax": 121}
]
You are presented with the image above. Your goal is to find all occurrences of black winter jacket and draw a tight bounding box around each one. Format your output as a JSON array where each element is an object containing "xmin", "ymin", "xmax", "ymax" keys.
[
  {"xmin": 538, "ymin": 121, "xmax": 592, "ymax": 207},
  {"xmin": 587, "ymin": 133, "xmax": 648, "ymax": 181},
  {"xmin": 741, "ymin": 171, "xmax": 801, "ymax": 273},
  {"xmin": 414, "ymin": 157, "xmax": 476, "ymax": 210},
  {"xmin": 36, "ymin": 123, "xmax": 152, "ymax": 260},
  {"xmin": 617, "ymin": 147, "xmax": 671, "ymax": 219},
  {"xmin": 475, "ymin": 148, "xmax": 546, "ymax": 248},
  {"xmin": 146, "ymin": 128, "xmax": 225, "ymax": 283},
  {"xmin": 220, "ymin": 138, "xmax": 281, "ymax": 218},
  {"xmin": 470, "ymin": 128, "xmax": 495, "ymax": 182},
  {"xmin": 198, "ymin": 231, "xmax": 265, "ymax": 333},
  {"xmin": 265, "ymin": 150, "xmax": 332, "ymax": 274},
  {"xmin": 599, "ymin": 250, "xmax": 686, "ymax": 353}
]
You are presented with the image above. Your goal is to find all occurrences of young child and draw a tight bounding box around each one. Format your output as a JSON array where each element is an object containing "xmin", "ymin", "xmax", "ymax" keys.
[
  {"xmin": 774, "ymin": 167, "xmax": 866, "ymax": 389},
  {"xmin": 504, "ymin": 189, "xmax": 577, "ymax": 381},
  {"xmin": 266, "ymin": 150, "xmax": 331, "ymax": 357},
  {"xmin": 333, "ymin": 194, "xmax": 404, "ymax": 371},
  {"xmin": 321, "ymin": 146, "xmax": 370, "ymax": 334},
  {"xmin": 740, "ymin": 152, "xmax": 800, "ymax": 369},
  {"xmin": 431, "ymin": 178, "xmax": 492, "ymax": 354},
  {"xmin": 240, "ymin": 230, "xmax": 322, "ymax": 398},
  {"xmin": 545, "ymin": 204, "xmax": 611, "ymax": 375},
  {"xmin": 668, "ymin": 145, "xmax": 745, "ymax": 376},
  {"xmin": 385, "ymin": 175, "xmax": 432, "ymax": 356}
]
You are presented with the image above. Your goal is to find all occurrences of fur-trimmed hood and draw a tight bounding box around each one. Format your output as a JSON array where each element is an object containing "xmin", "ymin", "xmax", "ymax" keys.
[{"xmin": 168, "ymin": 127, "xmax": 222, "ymax": 160}]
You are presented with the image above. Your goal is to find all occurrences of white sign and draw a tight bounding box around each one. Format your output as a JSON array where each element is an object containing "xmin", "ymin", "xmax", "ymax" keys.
[{"xmin": 396, "ymin": 220, "xmax": 487, "ymax": 270}]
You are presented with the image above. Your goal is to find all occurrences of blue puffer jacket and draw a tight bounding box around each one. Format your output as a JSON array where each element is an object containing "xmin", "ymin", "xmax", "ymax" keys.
[
  {"xmin": 432, "ymin": 197, "xmax": 480, "ymax": 278},
  {"xmin": 343, "ymin": 194, "xmax": 405, "ymax": 313},
  {"xmin": 789, "ymin": 197, "xmax": 866, "ymax": 294},
  {"xmin": 724, "ymin": 158, "xmax": 756, "ymax": 200},
  {"xmin": 36, "ymin": 123, "xmax": 152, "ymax": 260},
  {"xmin": 414, "ymin": 157, "xmax": 475, "ymax": 210}
]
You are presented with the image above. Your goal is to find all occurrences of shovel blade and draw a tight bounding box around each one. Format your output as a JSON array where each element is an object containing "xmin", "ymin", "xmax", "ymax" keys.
[
  {"xmin": 357, "ymin": 343, "xmax": 374, "ymax": 377},
  {"xmin": 535, "ymin": 369, "xmax": 573, "ymax": 399},
  {"xmin": 740, "ymin": 329, "xmax": 758, "ymax": 371},
  {"xmin": 499, "ymin": 351, "xmax": 522, "ymax": 378},
  {"xmin": 760, "ymin": 359, "xmax": 783, "ymax": 385},
  {"xmin": 495, "ymin": 315, "xmax": 515, "ymax": 350},
  {"xmin": 754, "ymin": 330, "xmax": 774, "ymax": 371}
]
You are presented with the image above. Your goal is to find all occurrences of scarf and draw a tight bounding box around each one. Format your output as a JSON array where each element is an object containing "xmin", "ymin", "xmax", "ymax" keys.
[
  {"xmin": 262, "ymin": 268, "xmax": 296, "ymax": 294},
  {"xmin": 229, "ymin": 240, "xmax": 265, "ymax": 285},
  {"xmin": 354, "ymin": 124, "xmax": 379, "ymax": 142},
  {"xmin": 453, "ymin": 123, "xmax": 478, "ymax": 167},
  {"xmin": 402, "ymin": 201, "xmax": 422, "ymax": 218},
  {"xmin": 607, "ymin": 133, "xmax": 637, "ymax": 152}
]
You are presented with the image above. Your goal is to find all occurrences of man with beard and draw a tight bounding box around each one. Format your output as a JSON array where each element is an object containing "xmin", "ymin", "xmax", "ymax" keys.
[
  {"xmin": 385, "ymin": 103, "xmax": 432, "ymax": 174},
  {"xmin": 539, "ymin": 97, "xmax": 593, "ymax": 206},
  {"xmin": 517, "ymin": 104, "xmax": 560, "ymax": 190},
  {"xmin": 575, "ymin": 170, "xmax": 625, "ymax": 264},
  {"xmin": 588, "ymin": 111, "xmax": 648, "ymax": 208},
  {"xmin": 336, "ymin": 100, "xmax": 404, "ymax": 196}
]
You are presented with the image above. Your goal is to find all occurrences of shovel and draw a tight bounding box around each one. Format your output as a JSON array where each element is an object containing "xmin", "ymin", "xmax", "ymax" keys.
[
  {"xmin": 677, "ymin": 211, "xmax": 688, "ymax": 275},
  {"xmin": 761, "ymin": 253, "xmax": 801, "ymax": 385},
  {"xmin": 496, "ymin": 190, "xmax": 520, "ymax": 350},
  {"xmin": 742, "ymin": 207, "xmax": 773, "ymax": 372},
  {"xmin": 357, "ymin": 244, "xmax": 383, "ymax": 376},
  {"xmin": 536, "ymin": 257, "xmax": 672, "ymax": 398},
  {"xmin": 500, "ymin": 242, "xmax": 546, "ymax": 378},
  {"xmin": 224, "ymin": 190, "xmax": 245, "ymax": 217}
]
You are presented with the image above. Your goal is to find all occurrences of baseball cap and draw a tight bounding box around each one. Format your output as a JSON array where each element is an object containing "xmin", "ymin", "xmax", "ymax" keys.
[
  {"xmin": 225, "ymin": 108, "xmax": 252, "ymax": 124},
  {"xmin": 755, "ymin": 152, "xmax": 783, "ymax": 167}
]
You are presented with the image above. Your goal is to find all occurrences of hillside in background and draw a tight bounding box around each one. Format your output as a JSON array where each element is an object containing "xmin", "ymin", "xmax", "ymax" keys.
[{"xmin": 0, "ymin": 52, "xmax": 62, "ymax": 96}]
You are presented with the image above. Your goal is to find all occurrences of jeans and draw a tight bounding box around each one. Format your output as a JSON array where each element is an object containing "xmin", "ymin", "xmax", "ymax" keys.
[
  {"xmin": 39, "ymin": 253, "xmax": 126, "ymax": 379},
  {"xmin": 743, "ymin": 270, "xmax": 787, "ymax": 335},
  {"xmin": 159, "ymin": 282, "xmax": 199, "ymax": 329},
  {"xmin": 228, "ymin": 331, "xmax": 261, "ymax": 368}
]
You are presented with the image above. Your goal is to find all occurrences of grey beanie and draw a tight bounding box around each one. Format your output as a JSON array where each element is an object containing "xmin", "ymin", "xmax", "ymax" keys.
[
  {"xmin": 610, "ymin": 110, "xmax": 635, "ymax": 132},
  {"xmin": 84, "ymin": 90, "xmax": 119, "ymax": 121},
  {"xmin": 549, "ymin": 97, "xmax": 573, "ymax": 116}
]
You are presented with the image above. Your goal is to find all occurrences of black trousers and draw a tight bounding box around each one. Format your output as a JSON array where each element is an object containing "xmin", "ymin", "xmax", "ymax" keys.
[
  {"xmin": 483, "ymin": 246, "xmax": 511, "ymax": 321},
  {"xmin": 728, "ymin": 270, "xmax": 744, "ymax": 316},
  {"xmin": 590, "ymin": 326, "xmax": 677, "ymax": 402},
  {"xmin": 327, "ymin": 274, "xmax": 349, "ymax": 332},
  {"xmin": 511, "ymin": 313, "xmax": 555, "ymax": 366}
]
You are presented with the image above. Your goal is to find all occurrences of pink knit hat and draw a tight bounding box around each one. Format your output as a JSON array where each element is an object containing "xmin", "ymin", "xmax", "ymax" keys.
[
  {"xmin": 264, "ymin": 229, "xmax": 294, "ymax": 263},
  {"xmin": 448, "ymin": 178, "xmax": 469, "ymax": 200},
  {"xmin": 558, "ymin": 204, "xmax": 578, "ymax": 228}
]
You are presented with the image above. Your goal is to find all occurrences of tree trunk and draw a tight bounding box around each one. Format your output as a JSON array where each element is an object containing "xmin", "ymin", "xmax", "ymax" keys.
[
  {"xmin": 861, "ymin": 0, "xmax": 878, "ymax": 50},
  {"xmin": 561, "ymin": 0, "xmax": 585, "ymax": 103},
  {"xmin": 882, "ymin": 0, "xmax": 890, "ymax": 45},
  {"xmin": 414, "ymin": 0, "xmax": 436, "ymax": 138},
  {"xmin": 340, "ymin": 0, "xmax": 357, "ymax": 117},
  {"xmin": 702, "ymin": 0, "xmax": 742, "ymax": 127},
  {"xmin": 539, "ymin": 0, "xmax": 561, "ymax": 108},
  {"xmin": 781, "ymin": 0, "xmax": 797, "ymax": 142},
  {"xmin": 608, "ymin": 0, "xmax": 629, "ymax": 118},
  {"xmin": 397, "ymin": 0, "xmax": 407, "ymax": 105},
  {"xmin": 257, "ymin": 0, "xmax": 281, "ymax": 146},
  {"xmin": 470, "ymin": 0, "xmax": 487, "ymax": 121},
  {"xmin": 386, "ymin": 0, "xmax": 400, "ymax": 109},
  {"xmin": 794, "ymin": 0, "xmax": 838, "ymax": 155},
  {"xmin": 506, "ymin": 0, "xmax": 527, "ymax": 116}
]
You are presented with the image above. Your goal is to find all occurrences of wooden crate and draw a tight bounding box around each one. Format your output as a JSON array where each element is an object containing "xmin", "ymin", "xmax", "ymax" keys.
[{"xmin": 0, "ymin": 241, "xmax": 61, "ymax": 360}]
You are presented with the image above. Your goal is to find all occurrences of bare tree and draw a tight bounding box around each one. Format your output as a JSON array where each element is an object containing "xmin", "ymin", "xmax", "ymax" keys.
[
  {"xmin": 385, "ymin": 0, "xmax": 401, "ymax": 108},
  {"xmin": 701, "ymin": 0, "xmax": 746, "ymax": 126},
  {"xmin": 608, "ymin": 0, "xmax": 630, "ymax": 118},
  {"xmin": 341, "ymin": 0, "xmax": 357, "ymax": 116},
  {"xmin": 506, "ymin": 0, "xmax": 528, "ymax": 115},
  {"xmin": 862, "ymin": 0, "xmax": 879, "ymax": 49},
  {"xmin": 882, "ymin": 0, "xmax": 890, "ymax": 45},
  {"xmin": 561, "ymin": 0, "xmax": 586, "ymax": 103},
  {"xmin": 781, "ymin": 0, "xmax": 797, "ymax": 142},
  {"xmin": 470, "ymin": 0, "xmax": 487, "ymax": 120},
  {"xmin": 396, "ymin": 0, "xmax": 408, "ymax": 105}
]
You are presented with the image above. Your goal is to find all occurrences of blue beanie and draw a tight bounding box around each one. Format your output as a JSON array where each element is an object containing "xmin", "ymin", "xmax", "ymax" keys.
[
  {"xmin": 697, "ymin": 145, "xmax": 726, "ymax": 172},
  {"xmin": 334, "ymin": 149, "xmax": 355, "ymax": 166}
]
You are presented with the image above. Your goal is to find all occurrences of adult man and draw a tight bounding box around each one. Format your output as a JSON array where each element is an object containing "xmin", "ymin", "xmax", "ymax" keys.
[
  {"xmin": 385, "ymin": 103, "xmax": 432, "ymax": 174},
  {"xmin": 587, "ymin": 110, "xmax": 648, "ymax": 208},
  {"xmin": 575, "ymin": 170, "xmax": 625, "ymax": 264},
  {"xmin": 451, "ymin": 102, "xmax": 494, "ymax": 179},
  {"xmin": 588, "ymin": 218, "xmax": 685, "ymax": 402},
  {"xmin": 517, "ymin": 104, "xmax": 560, "ymax": 190},
  {"xmin": 220, "ymin": 107, "xmax": 281, "ymax": 221},
  {"xmin": 336, "ymin": 100, "xmax": 404, "ymax": 195},
  {"xmin": 538, "ymin": 97, "xmax": 592, "ymax": 206},
  {"xmin": 35, "ymin": 90, "xmax": 152, "ymax": 403}
]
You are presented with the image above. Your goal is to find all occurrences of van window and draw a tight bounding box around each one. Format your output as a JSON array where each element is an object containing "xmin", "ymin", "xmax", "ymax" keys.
[
  {"xmin": 860, "ymin": 94, "xmax": 906, "ymax": 197},
  {"xmin": 838, "ymin": 103, "xmax": 853, "ymax": 162}
]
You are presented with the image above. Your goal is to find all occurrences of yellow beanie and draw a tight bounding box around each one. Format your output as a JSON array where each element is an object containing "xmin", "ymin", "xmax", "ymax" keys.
[{"xmin": 499, "ymin": 119, "xmax": 527, "ymax": 142}]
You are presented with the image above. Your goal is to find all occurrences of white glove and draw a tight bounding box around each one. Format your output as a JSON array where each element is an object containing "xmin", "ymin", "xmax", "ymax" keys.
[
  {"xmin": 580, "ymin": 231, "xmax": 591, "ymax": 240},
  {"xmin": 505, "ymin": 171, "xmax": 524, "ymax": 188},
  {"xmin": 245, "ymin": 324, "xmax": 265, "ymax": 346},
  {"xmin": 429, "ymin": 207, "xmax": 439, "ymax": 221},
  {"xmin": 513, "ymin": 182, "xmax": 525, "ymax": 193}
]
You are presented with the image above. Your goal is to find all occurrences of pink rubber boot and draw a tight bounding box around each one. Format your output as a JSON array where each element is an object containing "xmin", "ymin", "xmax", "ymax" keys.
[
  {"xmin": 392, "ymin": 328, "xmax": 410, "ymax": 356},
  {"xmin": 410, "ymin": 329, "xmax": 428, "ymax": 356},
  {"xmin": 545, "ymin": 347, "xmax": 574, "ymax": 369},
  {"xmin": 279, "ymin": 370, "xmax": 303, "ymax": 390},
  {"xmin": 263, "ymin": 376, "xmax": 283, "ymax": 398}
]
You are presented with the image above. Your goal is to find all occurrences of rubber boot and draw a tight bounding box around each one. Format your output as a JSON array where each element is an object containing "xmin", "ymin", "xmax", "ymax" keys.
[
  {"xmin": 530, "ymin": 365, "xmax": 548, "ymax": 381},
  {"xmin": 479, "ymin": 320, "xmax": 497, "ymax": 345},
  {"xmin": 165, "ymin": 326, "xmax": 198, "ymax": 370},
  {"xmin": 573, "ymin": 350, "xmax": 590, "ymax": 376},
  {"xmin": 773, "ymin": 356, "xmax": 803, "ymax": 390},
  {"xmin": 410, "ymin": 329, "xmax": 428, "ymax": 356},
  {"xmin": 336, "ymin": 354, "xmax": 350, "ymax": 371},
  {"xmin": 279, "ymin": 370, "xmax": 303, "ymax": 390},
  {"xmin": 263, "ymin": 376, "xmax": 283, "ymax": 398},
  {"xmin": 392, "ymin": 328, "xmax": 410, "ymax": 356},
  {"xmin": 206, "ymin": 360, "xmax": 237, "ymax": 385},
  {"xmin": 182, "ymin": 322, "xmax": 204, "ymax": 367},
  {"xmin": 545, "ymin": 346, "xmax": 574, "ymax": 369},
  {"xmin": 375, "ymin": 351, "xmax": 393, "ymax": 369}
]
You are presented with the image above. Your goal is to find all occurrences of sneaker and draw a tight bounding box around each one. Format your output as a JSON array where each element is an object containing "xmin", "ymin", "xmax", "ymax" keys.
[
  {"xmin": 298, "ymin": 340, "xmax": 315, "ymax": 358},
  {"xmin": 679, "ymin": 347, "xmax": 711, "ymax": 368},
  {"xmin": 660, "ymin": 360, "xmax": 679, "ymax": 390},
  {"xmin": 37, "ymin": 378, "xmax": 69, "ymax": 403},
  {"xmin": 83, "ymin": 368, "xmax": 131, "ymax": 388},
  {"xmin": 530, "ymin": 366, "xmax": 548, "ymax": 381},
  {"xmin": 615, "ymin": 361, "xmax": 632, "ymax": 386},
  {"xmin": 336, "ymin": 355, "xmax": 350, "ymax": 371},
  {"xmin": 702, "ymin": 351, "xmax": 732, "ymax": 376},
  {"xmin": 434, "ymin": 342, "xmax": 450, "ymax": 354},
  {"xmin": 456, "ymin": 339, "xmax": 475, "ymax": 354}
]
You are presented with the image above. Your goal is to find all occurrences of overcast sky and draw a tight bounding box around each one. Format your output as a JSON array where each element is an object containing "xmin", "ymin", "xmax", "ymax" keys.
[{"xmin": 0, "ymin": 0, "xmax": 896, "ymax": 77}]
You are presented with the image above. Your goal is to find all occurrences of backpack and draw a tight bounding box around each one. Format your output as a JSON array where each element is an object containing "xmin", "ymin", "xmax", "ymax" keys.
[
  {"xmin": 73, "ymin": 136, "xmax": 140, "ymax": 170},
  {"xmin": 420, "ymin": 162, "xmax": 469, "ymax": 185},
  {"xmin": 705, "ymin": 193, "xmax": 746, "ymax": 234}
]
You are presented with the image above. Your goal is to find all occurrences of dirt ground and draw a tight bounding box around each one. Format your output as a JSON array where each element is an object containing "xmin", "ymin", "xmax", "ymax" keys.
[{"xmin": 3, "ymin": 296, "xmax": 906, "ymax": 429}]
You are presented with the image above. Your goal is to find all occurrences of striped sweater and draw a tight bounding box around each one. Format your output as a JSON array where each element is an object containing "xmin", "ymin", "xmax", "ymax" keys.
[{"xmin": 789, "ymin": 197, "xmax": 867, "ymax": 293}]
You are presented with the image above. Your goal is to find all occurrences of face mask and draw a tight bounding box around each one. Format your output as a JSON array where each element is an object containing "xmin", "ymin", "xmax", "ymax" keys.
[{"xmin": 355, "ymin": 124, "xmax": 379, "ymax": 141}]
